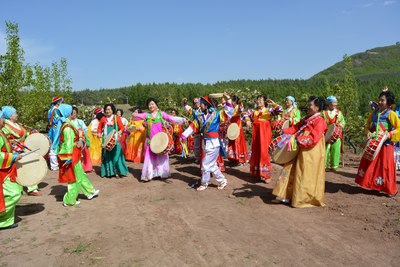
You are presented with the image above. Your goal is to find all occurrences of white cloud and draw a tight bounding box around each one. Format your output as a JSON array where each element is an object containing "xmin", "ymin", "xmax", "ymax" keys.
[
  {"xmin": 363, "ymin": 3, "xmax": 374, "ymax": 7},
  {"xmin": 383, "ymin": 0, "xmax": 397, "ymax": 5}
]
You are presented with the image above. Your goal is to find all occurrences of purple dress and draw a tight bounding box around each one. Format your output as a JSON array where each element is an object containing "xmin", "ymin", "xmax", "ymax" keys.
[{"xmin": 135, "ymin": 111, "xmax": 186, "ymax": 180}]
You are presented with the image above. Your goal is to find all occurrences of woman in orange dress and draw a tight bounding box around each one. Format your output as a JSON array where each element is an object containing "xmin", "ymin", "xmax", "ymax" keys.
[
  {"xmin": 125, "ymin": 109, "xmax": 146, "ymax": 163},
  {"xmin": 170, "ymin": 109, "xmax": 184, "ymax": 155}
]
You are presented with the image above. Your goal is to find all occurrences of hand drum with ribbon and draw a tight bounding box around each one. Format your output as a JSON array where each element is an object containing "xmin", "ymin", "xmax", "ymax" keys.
[{"xmin": 269, "ymin": 134, "xmax": 299, "ymax": 164}]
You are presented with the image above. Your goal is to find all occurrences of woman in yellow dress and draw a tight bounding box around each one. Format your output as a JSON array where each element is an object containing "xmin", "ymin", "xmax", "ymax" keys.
[
  {"xmin": 272, "ymin": 96, "xmax": 327, "ymax": 208},
  {"xmin": 125, "ymin": 109, "xmax": 146, "ymax": 163},
  {"xmin": 87, "ymin": 108, "xmax": 103, "ymax": 166}
]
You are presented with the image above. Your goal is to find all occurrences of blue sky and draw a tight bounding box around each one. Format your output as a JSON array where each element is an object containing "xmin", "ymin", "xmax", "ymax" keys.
[{"xmin": 1, "ymin": 0, "xmax": 399, "ymax": 91}]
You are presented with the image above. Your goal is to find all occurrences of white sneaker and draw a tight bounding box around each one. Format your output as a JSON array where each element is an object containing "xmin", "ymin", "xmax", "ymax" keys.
[
  {"xmin": 218, "ymin": 180, "xmax": 228, "ymax": 190},
  {"xmin": 63, "ymin": 200, "xmax": 80, "ymax": 207},
  {"xmin": 87, "ymin": 189, "xmax": 100, "ymax": 200},
  {"xmin": 196, "ymin": 183, "xmax": 208, "ymax": 191}
]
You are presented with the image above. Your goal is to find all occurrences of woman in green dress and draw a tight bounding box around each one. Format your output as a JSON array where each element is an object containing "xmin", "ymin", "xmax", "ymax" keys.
[{"xmin": 97, "ymin": 103, "xmax": 128, "ymax": 178}]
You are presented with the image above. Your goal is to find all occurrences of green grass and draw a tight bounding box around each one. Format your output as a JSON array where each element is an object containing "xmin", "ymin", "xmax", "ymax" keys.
[{"xmin": 64, "ymin": 242, "xmax": 90, "ymax": 254}]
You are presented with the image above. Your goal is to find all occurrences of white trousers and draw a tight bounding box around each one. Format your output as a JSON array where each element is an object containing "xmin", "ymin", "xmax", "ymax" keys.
[
  {"xmin": 395, "ymin": 144, "xmax": 400, "ymax": 170},
  {"xmin": 49, "ymin": 148, "xmax": 59, "ymax": 170},
  {"xmin": 201, "ymin": 145, "xmax": 226, "ymax": 185}
]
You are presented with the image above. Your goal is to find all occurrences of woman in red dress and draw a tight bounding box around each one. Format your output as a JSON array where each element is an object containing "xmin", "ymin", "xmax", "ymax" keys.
[
  {"xmin": 355, "ymin": 90, "xmax": 400, "ymax": 197},
  {"xmin": 244, "ymin": 96, "xmax": 282, "ymax": 183},
  {"xmin": 227, "ymin": 96, "xmax": 248, "ymax": 165}
]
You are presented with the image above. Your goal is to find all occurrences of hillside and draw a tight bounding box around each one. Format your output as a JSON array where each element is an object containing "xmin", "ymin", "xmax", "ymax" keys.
[
  {"xmin": 312, "ymin": 43, "xmax": 400, "ymax": 80},
  {"xmin": 71, "ymin": 43, "xmax": 400, "ymax": 115}
]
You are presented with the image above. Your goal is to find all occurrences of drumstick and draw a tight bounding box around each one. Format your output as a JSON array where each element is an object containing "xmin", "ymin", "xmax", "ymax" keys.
[
  {"xmin": 20, "ymin": 148, "xmax": 40, "ymax": 157},
  {"xmin": 13, "ymin": 140, "xmax": 32, "ymax": 151}
]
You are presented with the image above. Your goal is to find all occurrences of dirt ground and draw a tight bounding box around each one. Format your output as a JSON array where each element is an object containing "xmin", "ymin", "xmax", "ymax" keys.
[{"xmin": 0, "ymin": 151, "xmax": 399, "ymax": 267}]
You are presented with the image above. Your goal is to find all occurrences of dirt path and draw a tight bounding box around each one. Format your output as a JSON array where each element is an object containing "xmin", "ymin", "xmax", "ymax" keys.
[{"xmin": 1, "ymin": 154, "xmax": 399, "ymax": 266}]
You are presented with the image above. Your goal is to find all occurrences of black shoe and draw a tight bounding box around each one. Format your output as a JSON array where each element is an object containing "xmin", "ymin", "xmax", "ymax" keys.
[{"xmin": 0, "ymin": 223, "xmax": 18, "ymax": 230}]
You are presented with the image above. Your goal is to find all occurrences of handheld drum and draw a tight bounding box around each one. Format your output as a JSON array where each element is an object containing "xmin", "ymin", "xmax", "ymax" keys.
[
  {"xmin": 209, "ymin": 93, "xmax": 224, "ymax": 99},
  {"xmin": 24, "ymin": 133, "xmax": 51, "ymax": 157},
  {"xmin": 362, "ymin": 133, "xmax": 387, "ymax": 161},
  {"xmin": 325, "ymin": 124, "xmax": 342, "ymax": 144},
  {"xmin": 269, "ymin": 135, "xmax": 299, "ymax": 165},
  {"xmin": 102, "ymin": 130, "xmax": 117, "ymax": 151},
  {"xmin": 16, "ymin": 153, "xmax": 48, "ymax": 186},
  {"xmin": 150, "ymin": 132, "xmax": 174, "ymax": 154},
  {"xmin": 227, "ymin": 123, "xmax": 240, "ymax": 140},
  {"xmin": 273, "ymin": 119, "xmax": 289, "ymax": 132}
]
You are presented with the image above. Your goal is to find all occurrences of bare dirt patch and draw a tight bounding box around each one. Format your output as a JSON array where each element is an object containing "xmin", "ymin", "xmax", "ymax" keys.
[{"xmin": 1, "ymin": 151, "xmax": 399, "ymax": 266}]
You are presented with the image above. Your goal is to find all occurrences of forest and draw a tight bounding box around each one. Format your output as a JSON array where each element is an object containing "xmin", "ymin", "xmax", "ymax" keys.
[{"xmin": 1, "ymin": 21, "xmax": 400, "ymax": 150}]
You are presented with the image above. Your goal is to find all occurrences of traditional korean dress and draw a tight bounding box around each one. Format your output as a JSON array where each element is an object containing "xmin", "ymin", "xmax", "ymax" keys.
[
  {"xmin": 244, "ymin": 104, "xmax": 282, "ymax": 182},
  {"xmin": 125, "ymin": 120, "xmax": 146, "ymax": 163},
  {"xmin": 355, "ymin": 109, "xmax": 400, "ymax": 195},
  {"xmin": 135, "ymin": 111, "xmax": 186, "ymax": 181},
  {"xmin": 0, "ymin": 130, "xmax": 22, "ymax": 228},
  {"xmin": 273, "ymin": 113, "xmax": 327, "ymax": 208},
  {"xmin": 97, "ymin": 115, "xmax": 129, "ymax": 178},
  {"xmin": 118, "ymin": 116, "xmax": 129, "ymax": 154},
  {"xmin": 71, "ymin": 118, "xmax": 93, "ymax": 172},
  {"xmin": 323, "ymin": 109, "xmax": 345, "ymax": 170},
  {"xmin": 182, "ymin": 100, "xmax": 234, "ymax": 187},
  {"xmin": 227, "ymin": 104, "xmax": 248, "ymax": 164},
  {"xmin": 58, "ymin": 118, "xmax": 98, "ymax": 205},
  {"xmin": 87, "ymin": 118, "xmax": 102, "ymax": 166},
  {"xmin": 171, "ymin": 123, "xmax": 184, "ymax": 155},
  {"xmin": 2, "ymin": 120, "xmax": 41, "ymax": 193}
]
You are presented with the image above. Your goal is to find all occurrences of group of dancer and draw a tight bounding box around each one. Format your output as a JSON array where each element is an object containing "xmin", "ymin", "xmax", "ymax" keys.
[{"xmin": 0, "ymin": 88, "xmax": 399, "ymax": 230}]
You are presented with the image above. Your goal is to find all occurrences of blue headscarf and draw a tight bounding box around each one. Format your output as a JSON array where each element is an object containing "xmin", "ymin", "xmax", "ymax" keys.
[
  {"xmin": 51, "ymin": 104, "xmax": 73, "ymax": 150},
  {"xmin": 1, "ymin": 106, "xmax": 16, "ymax": 119},
  {"xmin": 285, "ymin": 96, "xmax": 297, "ymax": 108},
  {"xmin": 326, "ymin": 95, "xmax": 337, "ymax": 103},
  {"xmin": 0, "ymin": 110, "xmax": 3, "ymax": 119},
  {"xmin": 57, "ymin": 104, "xmax": 72, "ymax": 121}
]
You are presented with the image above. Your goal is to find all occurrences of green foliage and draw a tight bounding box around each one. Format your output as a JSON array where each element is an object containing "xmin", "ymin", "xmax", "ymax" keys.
[
  {"xmin": 0, "ymin": 21, "xmax": 73, "ymax": 132},
  {"xmin": 2, "ymin": 21, "xmax": 400, "ymax": 149},
  {"xmin": 0, "ymin": 21, "xmax": 24, "ymax": 107},
  {"xmin": 313, "ymin": 43, "xmax": 400, "ymax": 80},
  {"xmin": 74, "ymin": 104, "xmax": 97, "ymax": 125}
]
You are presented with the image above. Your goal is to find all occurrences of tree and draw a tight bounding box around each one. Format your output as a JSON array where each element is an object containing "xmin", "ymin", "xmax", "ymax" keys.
[
  {"xmin": 59, "ymin": 57, "xmax": 72, "ymax": 102},
  {"xmin": 0, "ymin": 21, "xmax": 25, "ymax": 108},
  {"xmin": 336, "ymin": 55, "xmax": 363, "ymax": 151}
]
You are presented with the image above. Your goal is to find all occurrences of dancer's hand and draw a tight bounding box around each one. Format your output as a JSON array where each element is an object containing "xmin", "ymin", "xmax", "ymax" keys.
[{"xmin": 266, "ymin": 99, "xmax": 275, "ymax": 105}]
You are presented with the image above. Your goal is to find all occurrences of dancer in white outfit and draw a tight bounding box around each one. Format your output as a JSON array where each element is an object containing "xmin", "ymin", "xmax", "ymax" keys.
[{"xmin": 182, "ymin": 93, "xmax": 234, "ymax": 191}]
